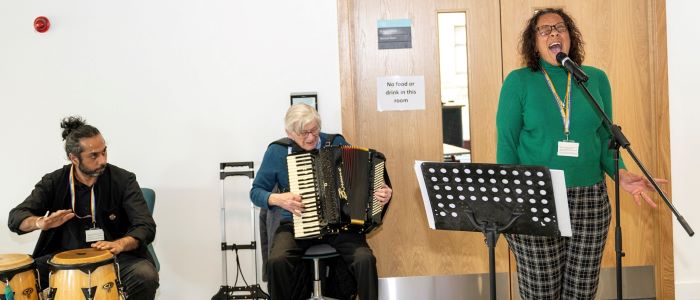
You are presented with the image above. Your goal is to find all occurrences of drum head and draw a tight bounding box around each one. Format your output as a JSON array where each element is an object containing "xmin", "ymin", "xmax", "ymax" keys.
[
  {"xmin": 50, "ymin": 248, "xmax": 113, "ymax": 265},
  {"xmin": 0, "ymin": 254, "xmax": 33, "ymax": 272}
]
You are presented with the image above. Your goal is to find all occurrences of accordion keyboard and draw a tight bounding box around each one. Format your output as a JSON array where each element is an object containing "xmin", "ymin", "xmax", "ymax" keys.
[{"xmin": 287, "ymin": 153, "xmax": 322, "ymax": 238}]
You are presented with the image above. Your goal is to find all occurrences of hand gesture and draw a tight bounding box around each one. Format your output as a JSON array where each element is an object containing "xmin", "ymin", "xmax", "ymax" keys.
[
  {"xmin": 620, "ymin": 170, "xmax": 668, "ymax": 208},
  {"xmin": 37, "ymin": 209, "xmax": 75, "ymax": 231}
]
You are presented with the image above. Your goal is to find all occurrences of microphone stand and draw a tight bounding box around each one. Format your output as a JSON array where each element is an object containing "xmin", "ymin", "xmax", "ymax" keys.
[{"xmin": 571, "ymin": 73, "xmax": 694, "ymax": 300}]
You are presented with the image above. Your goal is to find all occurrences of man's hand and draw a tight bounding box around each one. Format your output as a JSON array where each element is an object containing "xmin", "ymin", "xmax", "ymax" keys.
[
  {"xmin": 22, "ymin": 209, "xmax": 76, "ymax": 232},
  {"xmin": 269, "ymin": 192, "xmax": 305, "ymax": 216},
  {"xmin": 91, "ymin": 236, "xmax": 138, "ymax": 255}
]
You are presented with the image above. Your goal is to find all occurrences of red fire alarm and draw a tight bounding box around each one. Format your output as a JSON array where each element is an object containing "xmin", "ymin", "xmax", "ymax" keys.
[{"xmin": 34, "ymin": 16, "xmax": 50, "ymax": 33}]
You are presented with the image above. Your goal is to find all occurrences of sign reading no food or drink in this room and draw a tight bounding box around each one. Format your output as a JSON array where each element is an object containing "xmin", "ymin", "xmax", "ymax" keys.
[{"xmin": 376, "ymin": 75, "xmax": 425, "ymax": 112}]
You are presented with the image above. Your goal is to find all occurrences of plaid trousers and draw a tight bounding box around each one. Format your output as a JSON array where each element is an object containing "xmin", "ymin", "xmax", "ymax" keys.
[{"xmin": 506, "ymin": 181, "xmax": 611, "ymax": 300}]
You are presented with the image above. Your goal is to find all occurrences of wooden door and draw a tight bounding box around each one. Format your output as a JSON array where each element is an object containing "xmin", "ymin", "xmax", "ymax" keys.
[{"xmin": 338, "ymin": 0, "xmax": 506, "ymax": 277}]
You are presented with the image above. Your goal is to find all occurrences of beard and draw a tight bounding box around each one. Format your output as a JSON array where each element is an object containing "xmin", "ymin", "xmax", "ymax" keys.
[{"xmin": 78, "ymin": 161, "xmax": 106, "ymax": 177}]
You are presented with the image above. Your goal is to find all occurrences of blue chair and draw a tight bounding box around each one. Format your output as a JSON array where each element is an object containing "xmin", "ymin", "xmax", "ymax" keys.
[{"xmin": 141, "ymin": 188, "xmax": 160, "ymax": 272}]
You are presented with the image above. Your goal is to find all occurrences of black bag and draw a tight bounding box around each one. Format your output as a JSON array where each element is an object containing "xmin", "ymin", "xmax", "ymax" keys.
[
  {"xmin": 319, "ymin": 256, "xmax": 358, "ymax": 300},
  {"xmin": 287, "ymin": 255, "xmax": 357, "ymax": 300}
]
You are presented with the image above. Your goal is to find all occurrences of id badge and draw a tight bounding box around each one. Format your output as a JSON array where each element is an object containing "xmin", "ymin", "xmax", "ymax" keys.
[
  {"xmin": 557, "ymin": 140, "xmax": 579, "ymax": 157},
  {"xmin": 86, "ymin": 228, "xmax": 105, "ymax": 242}
]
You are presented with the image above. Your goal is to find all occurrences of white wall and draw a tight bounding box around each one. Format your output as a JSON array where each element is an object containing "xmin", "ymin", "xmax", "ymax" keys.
[
  {"xmin": 0, "ymin": 1, "xmax": 341, "ymax": 299},
  {"xmin": 4, "ymin": 1, "xmax": 696, "ymax": 298},
  {"xmin": 667, "ymin": 0, "xmax": 700, "ymax": 298}
]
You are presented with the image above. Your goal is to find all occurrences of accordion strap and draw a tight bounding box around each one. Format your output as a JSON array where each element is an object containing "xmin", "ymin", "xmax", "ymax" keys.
[
  {"xmin": 269, "ymin": 134, "xmax": 345, "ymax": 152},
  {"xmin": 324, "ymin": 134, "xmax": 343, "ymax": 147},
  {"xmin": 270, "ymin": 137, "xmax": 294, "ymax": 147}
]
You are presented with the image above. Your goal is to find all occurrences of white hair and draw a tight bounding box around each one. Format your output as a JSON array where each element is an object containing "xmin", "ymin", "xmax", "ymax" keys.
[{"xmin": 284, "ymin": 104, "xmax": 321, "ymax": 134}]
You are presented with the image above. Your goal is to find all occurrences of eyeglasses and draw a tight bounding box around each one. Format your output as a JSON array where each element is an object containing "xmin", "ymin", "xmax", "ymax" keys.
[
  {"xmin": 299, "ymin": 127, "xmax": 320, "ymax": 138},
  {"xmin": 536, "ymin": 22, "xmax": 568, "ymax": 36}
]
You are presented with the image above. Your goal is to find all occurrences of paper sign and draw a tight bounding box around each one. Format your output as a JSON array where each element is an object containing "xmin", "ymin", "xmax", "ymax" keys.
[
  {"xmin": 377, "ymin": 75, "xmax": 425, "ymax": 111},
  {"xmin": 414, "ymin": 160, "xmax": 436, "ymax": 229},
  {"xmin": 550, "ymin": 169, "xmax": 572, "ymax": 237}
]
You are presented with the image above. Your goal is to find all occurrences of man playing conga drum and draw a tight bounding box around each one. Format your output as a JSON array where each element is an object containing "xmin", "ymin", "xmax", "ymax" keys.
[{"xmin": 7, "ymin": 116, "xmax": 159, "ymax": 300}]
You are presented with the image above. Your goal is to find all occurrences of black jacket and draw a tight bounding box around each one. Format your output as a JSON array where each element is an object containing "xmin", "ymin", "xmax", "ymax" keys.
[{"xmin": 8, "ymin": 164, "xmax": 156, "ymax": 262}]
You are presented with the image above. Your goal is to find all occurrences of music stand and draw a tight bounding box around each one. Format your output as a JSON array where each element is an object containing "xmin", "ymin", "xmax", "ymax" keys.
[{"xmin": 414, "ymin": 162, "xmax": 571, "ymax": 300}]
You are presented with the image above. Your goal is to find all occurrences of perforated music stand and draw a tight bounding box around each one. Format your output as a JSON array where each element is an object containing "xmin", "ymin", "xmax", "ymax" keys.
[{"xmin": 415, "ymin": 162, "xmax": 570, "ymax": 300}]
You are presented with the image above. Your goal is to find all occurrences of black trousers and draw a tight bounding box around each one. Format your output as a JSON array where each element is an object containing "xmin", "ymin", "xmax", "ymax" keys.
[
  {"xmin": 268, "ymin": 222, "xmax": 378, "ymax": 300},
  {"xmin": 36, "ymin": 252, "xmax": 159, "ymax": 300}
]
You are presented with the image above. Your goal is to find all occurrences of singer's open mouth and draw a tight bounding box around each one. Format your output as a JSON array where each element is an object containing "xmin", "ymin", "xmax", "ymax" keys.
[{"xmin": 548, "ymin": 42, "xmax": 562, "ymax": 54}]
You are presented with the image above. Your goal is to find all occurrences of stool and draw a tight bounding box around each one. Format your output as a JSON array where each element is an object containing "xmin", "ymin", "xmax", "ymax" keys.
[{"xmin": 303, "ymin": 243, "xmax": 340, "ymax": 300}]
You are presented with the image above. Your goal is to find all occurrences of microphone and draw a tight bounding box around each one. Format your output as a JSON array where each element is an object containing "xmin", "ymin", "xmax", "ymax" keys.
[{"xmin": 556, "ymin": 52, "xmax": 589, "ymax": 83}]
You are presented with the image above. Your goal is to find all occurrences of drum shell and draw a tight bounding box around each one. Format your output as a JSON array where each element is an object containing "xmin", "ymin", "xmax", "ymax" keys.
[
  {"xmin": 48, "ymin": 249, "xmax": 120, "ymax": 300},
  {"xmin": 0, "ymin": 254, "xmax": 40, "ymax": 300}
]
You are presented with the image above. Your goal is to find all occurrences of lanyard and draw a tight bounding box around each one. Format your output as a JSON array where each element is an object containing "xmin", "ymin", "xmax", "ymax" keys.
[
  {"xmin": 69, "ymin": 164, "xmax": 96, "ymax": 226},
  {"xmin": 542, "ymin": 68, "xmax": 572, "ymax": 139}
]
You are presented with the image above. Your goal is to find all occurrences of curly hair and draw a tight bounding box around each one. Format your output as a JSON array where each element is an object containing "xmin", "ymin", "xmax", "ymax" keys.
[
  {"xmin": 519, "ymin": 8, "xmax": 585, "ymax": 71},
  {"xmin": 60, "ymin": 116, "xmax": 101, "ymax": 159}
]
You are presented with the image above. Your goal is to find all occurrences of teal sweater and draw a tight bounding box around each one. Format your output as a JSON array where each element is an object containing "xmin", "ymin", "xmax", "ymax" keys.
[{"xmin": 496, "ymin": 59, "xmax": 623, "ymax": 187}]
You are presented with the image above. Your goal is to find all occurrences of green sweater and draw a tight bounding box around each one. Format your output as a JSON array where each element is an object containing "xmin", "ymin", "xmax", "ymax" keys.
[{"xmin": 496, "ymin": 59, "xmax": 623, "ymax": 187}]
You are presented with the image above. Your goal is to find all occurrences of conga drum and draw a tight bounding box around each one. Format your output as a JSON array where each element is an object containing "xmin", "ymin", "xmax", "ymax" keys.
[
  {"xmin": 48, "ymin": 248, "xmax": 122, "ymax": 300},
  {"xmin": 0, "ymin": 254, "xmax": 40, "ymax": 300}
]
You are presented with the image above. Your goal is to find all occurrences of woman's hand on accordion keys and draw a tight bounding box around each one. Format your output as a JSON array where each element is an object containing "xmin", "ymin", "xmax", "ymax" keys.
[
  {"xmin": 269, "ymin": 192, "xmax": 305, "ymax": 216},
  {"xmin": 374, "ymin": 185, "xmax": 393, "ymax": 206}
]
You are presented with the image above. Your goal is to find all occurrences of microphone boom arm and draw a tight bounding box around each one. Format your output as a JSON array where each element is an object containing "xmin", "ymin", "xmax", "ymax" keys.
[
  {"xmin": 575, "ymin": 78, "xmax": 692, "ymax": 235},
  {"xmin": 571, "ymin": 65, "xmax": 693, "ymax": 300}
]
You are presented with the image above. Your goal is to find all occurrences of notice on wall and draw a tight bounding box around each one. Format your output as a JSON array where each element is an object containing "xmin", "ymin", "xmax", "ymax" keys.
[{"xmin": 376, "ymin": 75, "xmax": 425, "ymax": 112}]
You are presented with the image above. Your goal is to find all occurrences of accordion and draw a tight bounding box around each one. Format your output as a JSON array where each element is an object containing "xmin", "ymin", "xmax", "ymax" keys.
[{"xmin": 287, "ymin": 145, "xmax": 388, "ymax": 239}]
